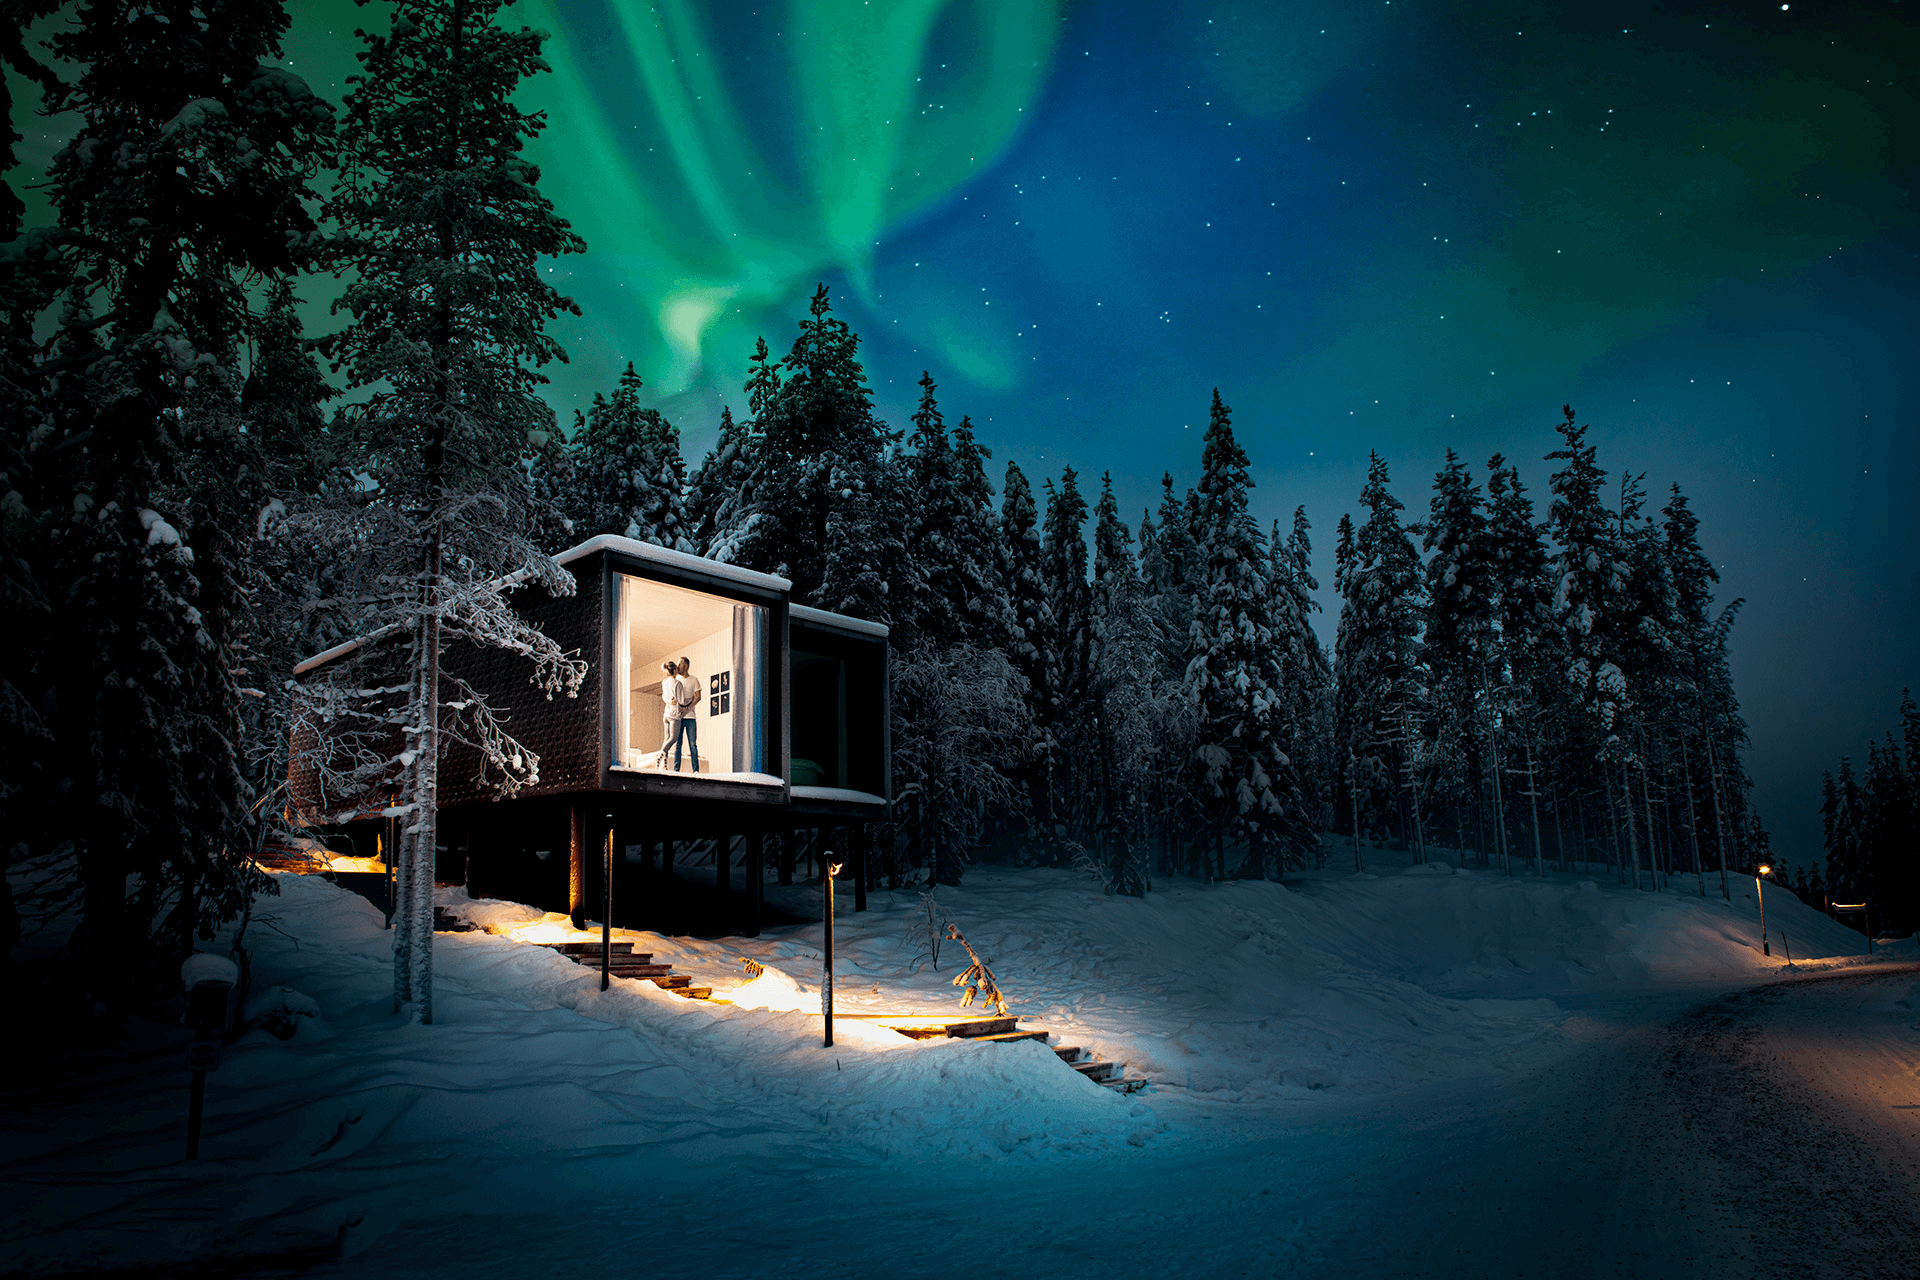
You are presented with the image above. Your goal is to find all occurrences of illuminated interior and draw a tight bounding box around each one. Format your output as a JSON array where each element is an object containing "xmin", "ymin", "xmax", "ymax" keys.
[{"xmin": 610, "ymin": 573, "xmax": 770, "ymax": 779}]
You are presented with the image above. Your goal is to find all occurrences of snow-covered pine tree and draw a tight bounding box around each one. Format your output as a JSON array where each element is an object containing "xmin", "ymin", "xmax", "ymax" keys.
[
  {"xmin": 902, "ymin": 390, "xmax": 1014, "ymax": 654},
  {"xmin": 1142, "ymin": 472, "xmax": 1201, "ymax": 677},
  {"xmin": 17, "ymin": 0, "xmax": 335, "ymax": 997},
  {"xmin": 538, "ymin": 363, "xmax": 694, "ymax": 554},
  {"xmin": 715, "ymin": 285, "xmax": 905, "ymax": 626},
  {"xmin": 1038, "ymin": 467, "xmax": 1093, "ymax": 847},
  {"xmin": 0, "ymin": 219, "xmax": 66, "ymax": 971},
  {"xmin": 903, "ymin": 370, "xmax": 960, "ymax": 647},
  {"xmin": 1485, "ymin": 454, "xmax": 1556, "ymax": 874},
  {"xmin": 1333, "ymin": 453, "xmax": 1425, "ymax": 864},
  {"xmin": 1422, "ymin": 450, "xmax": 1495, "ymax": 867},
  {"xmin": 236, "ymin": 281, "xmax": 340, "ymax": 854},
  {"xmin": 686, "ymin": 404, "xmax": 750, "ymax": 555},
  {"xmin": 1187, "ymin": 390, "xmax": 1300, "ymax": 877},
  {"xmin": 318, "ymin": 0, "xmax": 589, "ymax": 1022},
  {"xmin": 999, "ymin": 458, "xmax": 1053, "ymax": 845},
  {"xmin": 1660, "ymin": 484, "xmax": 1743, "ymax": 896},
  {"xmin": 1545, "ymin": 406, "xmax": 1645, "ymax": 887},
  {"xmin": 948, "ymin": 415, "xmax": 1015, "ymax": 650},
  {"xmin": 1085, "ymin": 473, "xmax": 1159, "ymax": 895},
  {"xmin": 1268, "ymin": 507, "xmax": 1331, "ymax": 848}
]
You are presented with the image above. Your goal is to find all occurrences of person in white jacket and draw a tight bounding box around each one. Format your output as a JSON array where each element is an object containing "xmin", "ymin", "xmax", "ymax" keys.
[{"xmin": 656, "ymin": 661, "xmax": 681, "ymax": 768}]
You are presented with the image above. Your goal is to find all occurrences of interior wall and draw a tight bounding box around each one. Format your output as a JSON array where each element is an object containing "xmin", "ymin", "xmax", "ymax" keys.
[{"xmin": 632, "ymin": 625, "xmax": 734, "ymax": 771}]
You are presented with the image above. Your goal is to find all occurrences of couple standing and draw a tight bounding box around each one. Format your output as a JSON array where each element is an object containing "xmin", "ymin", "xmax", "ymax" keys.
[{"xmin": 659, "ymin": 658, "xmax": 701, "ymax": 772}]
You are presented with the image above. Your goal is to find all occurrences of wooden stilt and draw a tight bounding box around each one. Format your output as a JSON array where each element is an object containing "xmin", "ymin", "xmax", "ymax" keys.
[
  {"xmin": 746, "ymin": 830, "xmax": 763, "ymax": 937},
  {"xmin": 853, "ymin": 823, "xmax": 868, "ymax": 913},
  {"xmin": 568, "ymin": 804, "xmax": 586, "ymax": 930}
]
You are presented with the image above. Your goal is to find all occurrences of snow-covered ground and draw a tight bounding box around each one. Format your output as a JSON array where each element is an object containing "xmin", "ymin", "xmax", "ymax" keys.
[{"xmin": 3, "ymin": 854, "xmax": 1912, "ymax": 1277}]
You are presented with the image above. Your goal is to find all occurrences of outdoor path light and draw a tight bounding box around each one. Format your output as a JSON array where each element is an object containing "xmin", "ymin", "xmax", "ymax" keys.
[
  {"xmin": 180, "ymin": 953, "xmax": 237, "ymax": 1160},
  {"xmin": 1755, "ymin": 863, "xmax": 1772, "ymax": 957},
  {"xmin": 823, "ymin": 858, "xmax": 841, "ymax": 1048}
]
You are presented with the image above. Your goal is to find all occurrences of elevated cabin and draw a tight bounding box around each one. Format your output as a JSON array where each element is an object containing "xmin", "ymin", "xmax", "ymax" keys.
[{"xmin": 288, "ymin": 535, "xmax": 890, "ymax": 936}]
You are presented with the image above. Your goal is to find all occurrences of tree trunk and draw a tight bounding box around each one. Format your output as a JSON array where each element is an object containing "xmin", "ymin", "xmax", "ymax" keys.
[
  {"xmin": 1704, "ymin": 722, "xmax": 1733, "ymax": 900},
  {"xmin": 1678, "ymin": 733, "xmax": 1706, "ymax": 895},
  {"xmin": 1523, "ymin": 731, "xmax": 1545, "ymax": 877},
  {"xmin": 1619, "ymin": 762, "xmax": 1644, "ymax": 892}
]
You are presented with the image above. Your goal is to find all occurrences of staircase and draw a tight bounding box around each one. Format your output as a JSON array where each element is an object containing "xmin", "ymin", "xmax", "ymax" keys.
[
  {"xmin": 876, "ymin": 1015, "xmax": 1146, "ymax": 1092},
  {"xmin": 543, "ymin": 941, "xmax": 712, "ymax": 1000}
]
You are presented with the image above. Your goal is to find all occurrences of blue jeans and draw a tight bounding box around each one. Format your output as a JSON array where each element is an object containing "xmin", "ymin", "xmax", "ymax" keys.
[{"xmin": 670, "ymin": 716, "xmax": 699, "ymax": 772}]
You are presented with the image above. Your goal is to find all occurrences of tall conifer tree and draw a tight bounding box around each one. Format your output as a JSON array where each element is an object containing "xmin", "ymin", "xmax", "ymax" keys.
[{"xmin": 321, "ymin": 0, "xmax": 588, "ymax": 1021}]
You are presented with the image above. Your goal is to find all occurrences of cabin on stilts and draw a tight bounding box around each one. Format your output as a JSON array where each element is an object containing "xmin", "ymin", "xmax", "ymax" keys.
[{"xmin": 285, "ymin": 535, "xmax": 891, "ymax": 937}]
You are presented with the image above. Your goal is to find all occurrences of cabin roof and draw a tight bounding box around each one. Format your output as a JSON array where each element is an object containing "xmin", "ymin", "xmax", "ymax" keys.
[
  {"xmin": 292, "ymin": 536, "xmax": 884, "ymax": 675},
  {"xmin": 563, "ymin": 533, "xmax": 790, "ymax": 594},
  {"xmin": 790, "ymin": 603, "xmax": 889, "ymax": 641}
]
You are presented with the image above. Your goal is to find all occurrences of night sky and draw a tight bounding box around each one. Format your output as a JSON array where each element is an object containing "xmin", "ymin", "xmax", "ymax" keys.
[{"xmin": 12, "ymin": 0, "xmax": 1918, "ymax": 867}]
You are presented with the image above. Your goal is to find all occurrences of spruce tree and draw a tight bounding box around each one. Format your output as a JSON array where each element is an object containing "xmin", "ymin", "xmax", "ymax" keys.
[
  {"xmin": 1422, "ymin": 450, "xmax": 1495, "ymax": 866},
  {"xmin": 999, "ymin": 459, "xmax": 1052, "ymax": 844},
  {"xmin": 21, "ymin": 0, "xmax": 334, "ymax": 996},
  {"xmin": 1485, "ymin": 454, "xmax": 1555, "ymax": 874},
  {"xmin": 1038, "ymin": 467, "xmax": 1093, "ymax": 849},
  {"xmin": 1141, "ymin": 472, "xmax": 1201, "ymax": 681},
  {"xmin": 539, "ymin": 363, "xmax": 694, "ymax": 553},
  {"xmin": 320, "ymin": 0, "xmax": 589, "ymax": 1022},
  {"xmin": 1087, "ymin": 473, "xmax": 1157, "ymax": 894},
  {"xmin": 1333, "ymin": 452, "xmax": 1425, "ymax": 861},
  {"xmin": 1545, "ymin": 406, "xmax": 1643, "ymax": 887},
  {"xmin": 717, "ymin": 285, "xmax": 904, "ymax": 625},
  {"xmin": 689, "ymin": 402, "xmax": 752, "ymax": 557},
  {"xmin": 1187, "ymin": 390, "xmax": 1299, "ymax": 875},
  {"xmin": 1269, "ymin": 507, "xmax": 1330, "ymax": 846}
]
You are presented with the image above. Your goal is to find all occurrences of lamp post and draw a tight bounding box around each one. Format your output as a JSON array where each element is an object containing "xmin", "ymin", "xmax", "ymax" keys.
[
  {"xmin": 823, "ymin": 858, "xmax": 841, "ymax": 1048},
  {"xmin": 1755, "ymin": 862, "xmax": 1772, "ymax": 957}
]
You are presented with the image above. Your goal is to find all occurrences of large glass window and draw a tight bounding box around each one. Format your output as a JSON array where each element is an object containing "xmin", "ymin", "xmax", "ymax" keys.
[{"xmin": 611, "ymin": 573, "xmax": 770, "ymax": 779}]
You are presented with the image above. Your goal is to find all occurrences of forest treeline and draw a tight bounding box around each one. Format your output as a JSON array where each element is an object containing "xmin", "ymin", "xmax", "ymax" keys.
[{"xmin": 1, "ymin": 0, "xmax": 1795, "ymax": 1011}]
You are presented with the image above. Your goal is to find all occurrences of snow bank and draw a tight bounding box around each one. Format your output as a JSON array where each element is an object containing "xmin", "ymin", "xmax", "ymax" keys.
[{"xmin": 5, "ymin": 856, "xmax": 1897, "ymax": 1275}]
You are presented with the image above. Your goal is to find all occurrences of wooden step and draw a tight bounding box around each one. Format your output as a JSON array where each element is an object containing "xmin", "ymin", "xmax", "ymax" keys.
[
  {"xmin": 1100, "ymin": 1076, "xmax": 1146, "ymax": 1094},
  {"xmin": 966, "ymin": 1030, "xmax": 1052, "ymax": 1045},
  {"xmin": 549, "ymin": 942, "xmax": 644, "ymax": 959},
  {"xmin": 677, "ymin": 987, "xmax": 712, "ymax": 1000},
  {"xmin": 1071, "ymin": 1060, "xmax": 1118, "ymax": 1082},
  {"xmin": 1052, "ymin": 1045, "xmax": 1082, "ymax": 1063},
  {"xmin": 651, "ymin": 974, "xmax": 691, "ymax": 990},
  {"xmin": 942, "ymin": 1017, "xmax": 1019, "ymax": 1039},
  {"xmin": 590, "ymin": 967, "xmax": 675, "ymax": 981}
]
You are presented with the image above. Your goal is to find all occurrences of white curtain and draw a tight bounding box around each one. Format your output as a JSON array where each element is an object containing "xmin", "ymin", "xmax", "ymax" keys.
[
  {"xmin": 731, "ymin": 604, "xmax": 766, "ymax": 773},
  {"xmin": 613, "ymin": 574, "xmax": 635, "ymax": 766}
]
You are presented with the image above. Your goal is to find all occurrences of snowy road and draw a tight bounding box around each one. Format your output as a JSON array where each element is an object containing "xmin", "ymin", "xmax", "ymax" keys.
[{"xmin": 303, "ymin": 965, "xmax": 1920, "ymax": 1280}]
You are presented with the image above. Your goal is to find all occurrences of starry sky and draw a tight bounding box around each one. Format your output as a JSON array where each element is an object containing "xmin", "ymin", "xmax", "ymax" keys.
[{"xmin": 11, "ymin": 0, "xmax": 1918, "ymax": 866}]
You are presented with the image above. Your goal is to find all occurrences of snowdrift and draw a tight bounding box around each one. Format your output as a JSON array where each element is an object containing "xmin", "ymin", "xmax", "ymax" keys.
[{"xmin": 2, "ymin": 856, "xmax": 1902, "ymax": 1275}]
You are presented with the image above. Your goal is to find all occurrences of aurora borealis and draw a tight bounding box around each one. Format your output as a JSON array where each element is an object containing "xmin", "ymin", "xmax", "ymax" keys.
[{"xmin": 8, "ymin": 0, "xmax": 1915, "ymax": 861}]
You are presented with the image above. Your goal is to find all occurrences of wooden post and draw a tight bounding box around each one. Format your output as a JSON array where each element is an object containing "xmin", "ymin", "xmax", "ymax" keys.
[
  {"xmin": 379, "ymin": 821, "xmax": 394, "ymax": 929},
  {"xmin": 601, "ymin": 817, "xmax": 613, "ymax": 991},
  {"xmin": 823, "ymin": 858, "xmax": 840, "ymax": 1048},
  {"xmin": 568, "ymin": 804, "xmax": 586, "ymax": 930},
  {"xmin": 853, "ymin": 823, "xmax": 868, "ymax": 913},
  {"xmin": 746, "ymin": 830, "xmax": 763, "ymax": 938}
]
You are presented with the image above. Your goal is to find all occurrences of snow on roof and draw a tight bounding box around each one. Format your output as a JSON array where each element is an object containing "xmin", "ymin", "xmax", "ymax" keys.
[
  {"xmin": 563, "ymin": 533, "xmax": 790, "ymax": 594},
  {"xmin": 790, "ymin": 784, "xmax": 889, "ymax": 806},
  {"xmin": 292, "ymin": 537, "xmax": 885, "ymax": 675},
  {"xmin": 790, "ymin": 603, "xmax": 889, "ymax": 640}
]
